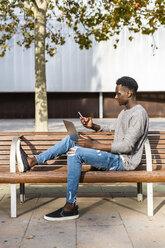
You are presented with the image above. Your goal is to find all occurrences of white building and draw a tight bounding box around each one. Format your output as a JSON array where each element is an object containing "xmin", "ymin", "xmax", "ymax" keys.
[{"xmin": 0, "ymin": 28, "xmax": 165, "ymax": 118}]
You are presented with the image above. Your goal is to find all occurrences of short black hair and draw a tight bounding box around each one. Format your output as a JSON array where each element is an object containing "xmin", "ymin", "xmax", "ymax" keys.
[{"xmin": 116, "ymin": 76, "xmax": 138, "ymax": 94}]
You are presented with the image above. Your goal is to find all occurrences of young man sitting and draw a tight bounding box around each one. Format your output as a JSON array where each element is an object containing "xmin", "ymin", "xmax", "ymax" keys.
[{"xmin": 16, "ymin": 76, "xmax": 149, "ymax": 221}]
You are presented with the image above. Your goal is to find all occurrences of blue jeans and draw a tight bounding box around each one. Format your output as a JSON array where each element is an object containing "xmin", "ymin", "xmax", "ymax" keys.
[{"xmin": 35, "ymin": 135, "xmax": 123, "ymax": 203}]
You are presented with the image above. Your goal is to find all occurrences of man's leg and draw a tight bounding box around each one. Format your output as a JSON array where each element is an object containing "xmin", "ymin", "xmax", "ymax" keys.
[
  {"xmin": 17, "ymin": 136, "xmax": 77, "ymax": 172},
  {"xmin": 44, "ymin": 147, "xmax": 122, "ymax": 221},
  {"xmin": 35, "ymin": 136, "xmax": 77, "ymax": 164},
  {"xmin": 66, "ymin": 147, "xmax": 122, "ymax": 204}
]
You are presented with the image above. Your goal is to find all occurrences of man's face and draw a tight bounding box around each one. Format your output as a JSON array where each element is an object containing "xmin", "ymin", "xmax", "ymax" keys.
[{"xmin": 115, "ymin": 84, "xmax": 130, "ymax": 106}]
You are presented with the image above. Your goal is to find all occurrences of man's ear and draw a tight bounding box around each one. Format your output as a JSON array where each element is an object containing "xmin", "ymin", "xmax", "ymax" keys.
[{"xmin": 128, "ymin": 90, "xmax": 133, "ymax": 97}]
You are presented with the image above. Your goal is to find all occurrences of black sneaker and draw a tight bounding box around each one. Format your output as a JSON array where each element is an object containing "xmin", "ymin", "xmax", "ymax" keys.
[
  {"xmin": 16, "ymin": 140, "xmax": 30, "ymax": 172},
  {"xmin": 44, "ymin": 205, "xmax": 79, "ymax": 221}
]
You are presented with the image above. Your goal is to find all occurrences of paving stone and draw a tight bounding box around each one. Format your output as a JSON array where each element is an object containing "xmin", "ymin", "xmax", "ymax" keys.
[
  {"xmin": 0, "ymin": 194, "xmax": 5, "ymax": 201},
  {"xmin": 119, "ymin": 201, "xmax": 165, "ymax": 248},
  {"xmin": 77, "ymin": 225, "xmax": 133, "ymax": 248},
  {"xmin": 78, "ymin": 198, "xmax": 121, "ymax": 226},
  {"xmin": 0, "ymin": 195, "xmax": 37, "ymax": 248},
  {"xmin": 77, "ymin": 198, "xmax": 132, "ymax": 248},
  {"xmin": 26, "ymin": 183, "xmax": 67, "ymax": 195},
  {"xmin": 21, "ymin": 197, "xmax": 76, "ymax": 248},
  {"xmin": 0, "ymin": 184, "xmax": 10, "ymax": 195},
  {"xmin": 78, "ymin": 184, "xmax": 102, "ymax": 193}
]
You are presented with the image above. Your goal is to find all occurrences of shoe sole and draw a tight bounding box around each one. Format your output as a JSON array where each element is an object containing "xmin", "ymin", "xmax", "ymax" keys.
[
  {"xmin": 44, "ymin": 214, "xmax": 79, "ymax": 221},
  {"xmin": 16, "ymin": 140, "xmax": 24, "ymax": 172}
]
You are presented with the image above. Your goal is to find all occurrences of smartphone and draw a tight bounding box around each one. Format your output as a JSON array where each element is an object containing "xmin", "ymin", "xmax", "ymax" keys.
[{"xmin": 78, "ymin": 112, "xmax": 84, "ymax": 118}]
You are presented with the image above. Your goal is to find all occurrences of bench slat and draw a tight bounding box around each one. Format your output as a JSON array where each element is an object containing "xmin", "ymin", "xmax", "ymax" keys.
[
  {"xmin": 0, "ymin": 131, "xmax": 165, "ymax": 135},
  {"xmin": 1, "ymin": 170, "xmax": 165, "ymax": 183}
]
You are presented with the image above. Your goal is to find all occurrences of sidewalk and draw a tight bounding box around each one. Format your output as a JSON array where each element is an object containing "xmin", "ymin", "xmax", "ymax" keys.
[
  {"xmin": 0, "ymin": 118, "xmax": 165, "ymax": 248},
  {"xmin": 0, "ymin": 118, "xmax": 165, "ymax": 132},
  {"xmin": 1, "ymin": 184, "xmax": 165, "ymax": 248}
]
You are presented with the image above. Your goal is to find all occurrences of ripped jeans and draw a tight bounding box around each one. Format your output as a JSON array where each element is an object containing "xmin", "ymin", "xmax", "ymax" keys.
[{"xmin": 35, "ymin": 135, "xmax": 123, "ymax": 203}]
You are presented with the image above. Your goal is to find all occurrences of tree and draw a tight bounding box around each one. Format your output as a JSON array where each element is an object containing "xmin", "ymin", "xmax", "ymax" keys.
[{"xmin": 0, "ymin": 0, "xmax": 164, "ymax": 131}]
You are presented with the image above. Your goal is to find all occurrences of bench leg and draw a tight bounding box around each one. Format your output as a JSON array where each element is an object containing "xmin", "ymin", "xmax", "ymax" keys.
[
  {"xmin": 20, "ymin": 183, "xmax": 25, "ymax": 203},
  {"xmin": 137, "ymin": 182, "xmax": 143, "ymax": 202},
  {"xmin": 10, "ymin": 184, "xmax": 17, "ymax": 218},
  {"xmin": 147, "ymin": 183, "xmax": 153, "ymax": 216}
]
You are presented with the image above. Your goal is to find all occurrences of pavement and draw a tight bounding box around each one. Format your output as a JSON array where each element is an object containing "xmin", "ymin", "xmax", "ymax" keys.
[
  {"xmin": 0, "ymin": 118, "xmax": 165, "ymax": 248},
  {"xmin": 0, "ymin": 118, "xmax": 165, "ymax": 132}
]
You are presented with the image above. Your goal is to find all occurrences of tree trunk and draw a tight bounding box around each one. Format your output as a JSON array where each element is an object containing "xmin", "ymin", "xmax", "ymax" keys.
[{"xmin": 34, "ymin": 7, "xmax": 48, "ymax": 131}]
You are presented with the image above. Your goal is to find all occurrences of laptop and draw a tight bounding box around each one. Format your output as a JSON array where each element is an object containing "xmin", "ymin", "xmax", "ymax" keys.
[{"xmin": 63, "ymin": 120, "xmax": 79, "ymax": 141}]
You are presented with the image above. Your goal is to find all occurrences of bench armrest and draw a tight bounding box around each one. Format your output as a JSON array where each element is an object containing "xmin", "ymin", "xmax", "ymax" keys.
[
  {"xmin": 10, "ymin": 136, "xmax": 21, "ymax": 173},
  {"xmin": 144, "ymin": 138, "xmax": 152, "ymax": 171}
]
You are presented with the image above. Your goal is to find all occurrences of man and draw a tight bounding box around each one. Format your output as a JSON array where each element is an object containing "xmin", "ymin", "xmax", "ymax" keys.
[{"xmin": 17, "ymin": 76, "xmax": 149, "ymax": 221}]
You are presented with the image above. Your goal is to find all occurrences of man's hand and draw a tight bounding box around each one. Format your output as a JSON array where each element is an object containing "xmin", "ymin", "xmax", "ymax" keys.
[
  {"xmin": 80, "ymin": 117, "xmax": 93, "ymax": 129},
  {"xmin": 80, "ymin": 117, "xmax": 101, "ymax": 131},
  {"xmin": 77, "ymin": 134, "xmax": 94, "ymax": 148}
]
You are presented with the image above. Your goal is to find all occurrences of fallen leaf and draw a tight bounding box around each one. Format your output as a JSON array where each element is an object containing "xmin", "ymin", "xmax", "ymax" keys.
[{"xmin": 26, "ymin": 235, "xmax": 35, "ymax": 239}]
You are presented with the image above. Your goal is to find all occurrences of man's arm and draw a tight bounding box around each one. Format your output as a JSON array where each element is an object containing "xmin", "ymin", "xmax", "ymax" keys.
[
  {"xmin": 78, "ymin": 135, "xmax": 112, "ymax": 152},
  {"xmin": 111, "ymin": 112, "xmax": 148, "ymax": 154},
  {"xmin": 80, "ymin": 116, "xmax": 116, "ymax": 132}
]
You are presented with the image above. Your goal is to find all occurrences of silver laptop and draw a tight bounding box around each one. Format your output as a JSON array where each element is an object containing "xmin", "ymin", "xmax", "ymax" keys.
[{"xmin": 63, "ymin": 120, "xmax": 79, "ymax": 141}]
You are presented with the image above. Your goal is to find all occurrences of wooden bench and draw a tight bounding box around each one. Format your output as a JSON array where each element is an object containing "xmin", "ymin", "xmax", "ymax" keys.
[{"xmin": 0, "ymin": 131, "xmax": 165, "ymax": 218}]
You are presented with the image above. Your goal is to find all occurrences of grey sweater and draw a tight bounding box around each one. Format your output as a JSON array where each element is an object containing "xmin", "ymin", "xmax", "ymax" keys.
[{"xmin": 99, "ymin": 105, "xmax": 149, "ymax": 170}]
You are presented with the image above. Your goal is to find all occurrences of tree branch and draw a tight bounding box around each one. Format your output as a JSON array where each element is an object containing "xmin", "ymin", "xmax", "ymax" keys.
[
  {"xmin": 19, "ymin": 0, "xmax": 31, "ymax": 10},
  {"xmin": 17, "ymin": 0, "xmax": 37, "ymax": 14}
]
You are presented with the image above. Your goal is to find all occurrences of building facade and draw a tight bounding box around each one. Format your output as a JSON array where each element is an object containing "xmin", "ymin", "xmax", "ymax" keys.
[{"xmin": 0, "ymin": 28, "xmax": 165, "ymax": 118}]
